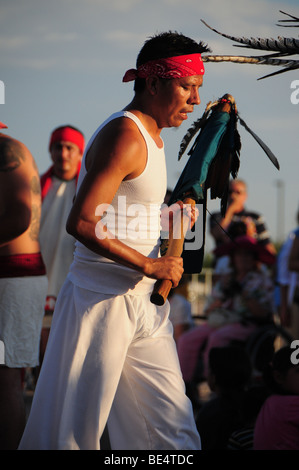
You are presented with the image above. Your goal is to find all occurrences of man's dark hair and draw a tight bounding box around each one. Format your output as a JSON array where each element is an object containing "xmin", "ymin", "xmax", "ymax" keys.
[{"xmin": 134, "ymin": 31, "xmax": 211, "ymax": 92}]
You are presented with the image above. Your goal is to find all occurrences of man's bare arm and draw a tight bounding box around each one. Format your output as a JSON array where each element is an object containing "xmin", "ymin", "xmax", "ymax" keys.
[
  {"xmin": 0, "ymin": 138, "xmax": 32, "ymax": 246},
  {"xmin": 66, "ymin": 118, "xmax": 184, "ymax": 287}
]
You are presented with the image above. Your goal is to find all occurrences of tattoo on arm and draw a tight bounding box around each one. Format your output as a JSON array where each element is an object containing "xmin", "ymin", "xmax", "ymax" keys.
[
  {"xmin": 29, "ymin": 204, "xmax": 41, "ymax": 241},
  {"xmin": 32, "ymin": 158, "xmax": 39, "ymax": 173},
  {"xmin": 0, "ymin": 141, "xmax": 26, "ymax": 172},
  {"xmin": 31, "ymin": 175, "xmax": 41, "ymax": 195}
]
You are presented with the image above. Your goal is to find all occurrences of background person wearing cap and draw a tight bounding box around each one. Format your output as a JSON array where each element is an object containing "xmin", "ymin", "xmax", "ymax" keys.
[
  {"xmin": 19, "ymin": 31, "xmax": 207, "ymax": 450},
  {"xmin": 38, "ymin": 125, "xmax": 84, "ymax": 367},
  {"xmin": 0, "ymin": 124, "xmax": 47, "ymax": 449}
]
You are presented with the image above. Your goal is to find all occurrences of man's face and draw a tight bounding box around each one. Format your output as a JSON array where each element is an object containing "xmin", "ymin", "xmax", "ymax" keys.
[
  {"xmin": 228, "ymin": 181, "xmax": 247, "ymax": 208},
  {"xmin": 155, "ymin": 75, "xmax": 203, "ymax": 129},
  {"xmin": 50, "ymin": 140, "xmax": 82, "ymax": 180}
]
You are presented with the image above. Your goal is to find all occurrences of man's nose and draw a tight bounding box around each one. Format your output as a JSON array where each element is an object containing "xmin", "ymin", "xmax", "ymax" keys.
[
  {"xmin": 60, "ymin": 145, "xmax": 69, "ymax": 157},
  {"xmin": 189, "ymin": 89, "xmax": 201, "ymax": 106}
]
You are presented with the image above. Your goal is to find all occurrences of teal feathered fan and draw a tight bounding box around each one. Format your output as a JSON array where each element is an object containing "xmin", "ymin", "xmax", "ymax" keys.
[{"xmin": 150, "ymin": 94, "xmax": 279, "ymax": 305}]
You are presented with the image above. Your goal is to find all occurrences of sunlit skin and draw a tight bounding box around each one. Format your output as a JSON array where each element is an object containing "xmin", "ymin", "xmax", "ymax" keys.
[
  {"xmin": 211, "ymin": 178, "xmax": 277, "ymax": 255},
  {"xmin": 66, "ymin": 74, "xmax": 203, "ymax": 288},
  {"xmin": 50, "ymin": 140, "xmax": 82, "ymax": 181},
  {"xmin": 152, "ymin": 75, "xmax": 203, "ymax": 129},
  {"xmin": 122, "ymin": 74, "xmax": 203, "ymax": 148},
  {"xmin": 0, "ymin": 133, "xmax": 44, "ymax": 449},
  {"xmin": 0, "ymin": 133, "xmax": 42, "ymax": 255},
  {"xmin": 228, "ymin": 181, "xmax": 248, "ymax": 212}
]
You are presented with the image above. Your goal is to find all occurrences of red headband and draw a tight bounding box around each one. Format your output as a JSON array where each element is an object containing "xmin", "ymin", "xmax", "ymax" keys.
[
  {"xmin": 0, "ymin": 121, "xmax": 7, "ymax": 129},
  {"xmin": 49, "ymin": 127, "xmax": 85, "ymax": 154},
  {"xmin": 123, "ymin": 53, "xmax": 205, "ymax": 82}
]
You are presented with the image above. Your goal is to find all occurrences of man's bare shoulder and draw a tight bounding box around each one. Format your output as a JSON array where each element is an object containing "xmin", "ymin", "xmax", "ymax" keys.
[
  {"xmin": 86, "ymin": 115, "xmax": 146, "ymax": 173},
  {"xmin": 0, "ymin": 134, "xmax": 31, "ymax": 173},
  {"xmin": 96, "ymin": 115, "xmax": 145, "ymax": 149}
]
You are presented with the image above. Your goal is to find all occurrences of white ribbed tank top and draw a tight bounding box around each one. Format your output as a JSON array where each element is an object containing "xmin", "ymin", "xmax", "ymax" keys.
[{"xmin": 68, "ymin": 111, "xmax": 167, "ymax": 295}]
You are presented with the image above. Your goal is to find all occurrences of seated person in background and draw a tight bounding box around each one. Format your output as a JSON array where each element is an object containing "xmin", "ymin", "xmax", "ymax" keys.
[
  {"xmin": 254, "ymin": 345, "xmax": 299, "ymax": 450},
  {"xmin": 177, "ymin": 235, "xmax": 275, "ymax": 392},
  {"xmin": 168, "ymin": 277, "xmax": 194, "ymax": 344},
  {"xmin": 196, "ymin": 346, "xmax": 252, "ymax": 450}
]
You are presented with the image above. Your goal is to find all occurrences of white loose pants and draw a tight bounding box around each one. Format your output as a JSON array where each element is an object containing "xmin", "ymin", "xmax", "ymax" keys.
[{"xmin": 19, "ymin": 279, "xmax": 201, "ymax": 450}]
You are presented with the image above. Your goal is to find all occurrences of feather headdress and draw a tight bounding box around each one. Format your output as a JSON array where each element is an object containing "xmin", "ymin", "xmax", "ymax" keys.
[{"xmin": 201, "ymin": 11, "xmax": 299, "ymax": 79}]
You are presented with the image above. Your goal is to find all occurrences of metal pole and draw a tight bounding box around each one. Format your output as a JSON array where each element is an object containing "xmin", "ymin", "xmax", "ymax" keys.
[{"xmin": 275, "ymin": 179, "xmax": 285, "ymax": 244}]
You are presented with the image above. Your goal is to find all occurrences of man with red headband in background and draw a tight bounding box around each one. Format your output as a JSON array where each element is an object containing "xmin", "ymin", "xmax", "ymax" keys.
[
  {"xmin": 0, "ymin": 122, "xmax": 47, "ymax": 449},
  {"xmin": 19, "ymin": 32, "xmax": 209, "ymax": 450},
  {"xmin": 37, "ymin": 125, "xmax": 84, "ymax": 366}
]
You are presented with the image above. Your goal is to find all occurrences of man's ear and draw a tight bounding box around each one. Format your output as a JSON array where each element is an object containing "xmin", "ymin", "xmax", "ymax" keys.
[{"xmin": 146, "ymin": 76, "xmax": 159, "ymax": 95}]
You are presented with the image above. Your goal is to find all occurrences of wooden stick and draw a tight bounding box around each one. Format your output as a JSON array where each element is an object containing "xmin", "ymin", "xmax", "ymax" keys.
[{"xmin": 150, "ymin": 197, "xmax": 195, "ymax": 305}]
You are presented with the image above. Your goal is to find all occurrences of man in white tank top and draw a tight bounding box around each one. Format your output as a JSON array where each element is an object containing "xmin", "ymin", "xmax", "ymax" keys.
[{"xmin": 19, "ymin": 32, "xmax": 209, "ymax": 451}]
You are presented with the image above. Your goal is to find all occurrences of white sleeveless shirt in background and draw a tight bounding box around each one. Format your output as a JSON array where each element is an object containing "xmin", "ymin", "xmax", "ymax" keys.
[{"xmin": 68, "ymin": 111, "xmax": 167, "ymax": 295}]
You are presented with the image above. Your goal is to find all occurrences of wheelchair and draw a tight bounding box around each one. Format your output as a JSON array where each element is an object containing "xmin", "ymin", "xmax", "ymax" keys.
[{"xmin": 240, "ymin": 320, "xmax": 293, "ymax": 376}]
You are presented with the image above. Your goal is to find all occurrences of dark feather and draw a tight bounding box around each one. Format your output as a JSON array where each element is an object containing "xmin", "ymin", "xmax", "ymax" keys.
[
  {"xmin": 238, "ymin": 116, "xmax": 280, "ymax": 169},
  {"xmin": 201, "ymin": 15, "xmax": 299, "ymax": 79},
  {"xmin": 277, "ymin": 10, "xmax": 299, "ymax": 27},
  {"xmin": 178, "ymin": 100, "xmax": 219, "ymax": 160},
  {"xmin": 178, "ymin": 99, "xmax": 278, "ymax": 214},
  {"xmin": 200, "ymin": 19, "xmax": 299, "ymax": 53},
  {"xmin": 205, "ymin": 109, "xmax": 241, "ymax": 215},
  {"xmin": 257, "ymin": 62, "xmax": 299, "ymax": 79},
  {"xmin": 202, "ymin": 54, "xmax": 299, "ymax": 79}
]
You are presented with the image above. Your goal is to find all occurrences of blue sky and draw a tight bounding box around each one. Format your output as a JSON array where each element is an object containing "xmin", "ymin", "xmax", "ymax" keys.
[{"xmin": 1, "ymin": 0, "xmax": 298, "ymax": 252}]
